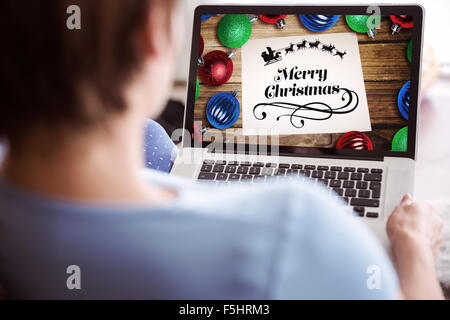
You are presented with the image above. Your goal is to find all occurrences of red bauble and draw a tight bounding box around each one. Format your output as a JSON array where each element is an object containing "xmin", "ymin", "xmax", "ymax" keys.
[
  {"xmin": 389, "ymin": 15, "xmax": 413, "ymax": 28},
  {"xmin": 258, "ymin": 14, "xmax": 287, "ymax": 23},
  {"xmin": 199, "ymin": 35, "xmax": 204, "ymax": 57},
  {"xmin": 258, "ymin": 14, "xmax": 287, "ymax": 28},
  {"xmin": 198, "ymin": 50, "xmax": 233, "ymax": 86},
  {"xmin": 336, "ymin": 131, "xmax": 373, "ymax": 150}
]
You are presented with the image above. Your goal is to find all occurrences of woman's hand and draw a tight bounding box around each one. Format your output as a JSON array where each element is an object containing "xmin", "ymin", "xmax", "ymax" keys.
[
  {"xmin": 387, "ymin": 194, "xmax": 443, "ymax": 260},
  {"xmin": 387, "ymin": 194, "xmax": 444, "ymax": 300}
]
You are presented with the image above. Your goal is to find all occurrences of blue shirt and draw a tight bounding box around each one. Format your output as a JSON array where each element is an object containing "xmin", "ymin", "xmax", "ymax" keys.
[{"xmin": 0, "ymin": 170, "xmax": 398, "ymax": 299}]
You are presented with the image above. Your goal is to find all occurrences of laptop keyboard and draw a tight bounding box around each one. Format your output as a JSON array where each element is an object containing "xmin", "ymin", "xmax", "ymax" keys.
[{"xmin": 198, "ymin": 159, "xmax": 384, "ymax": 219}]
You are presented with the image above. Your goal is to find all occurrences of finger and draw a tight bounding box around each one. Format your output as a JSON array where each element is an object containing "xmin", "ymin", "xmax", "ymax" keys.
[{"xmin": 400, "ymin": 194, "xmax": 413, "ymax": 206}]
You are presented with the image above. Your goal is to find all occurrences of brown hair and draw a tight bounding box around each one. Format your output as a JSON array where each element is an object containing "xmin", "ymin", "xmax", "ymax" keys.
[{"xmin": 0, "ymin": 0, "xmax": 175, "ymax": 144}]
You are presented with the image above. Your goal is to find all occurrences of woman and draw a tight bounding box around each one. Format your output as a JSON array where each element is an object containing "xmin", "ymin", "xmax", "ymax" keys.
[{"xmin": 0, "ymin": 0, "xmax": 444, "ymax": 299}]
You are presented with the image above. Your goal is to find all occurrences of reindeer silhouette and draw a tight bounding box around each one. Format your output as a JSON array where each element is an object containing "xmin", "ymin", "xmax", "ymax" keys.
[
  {"xmin": 321, "ymin": 43, "xmax": 335, "ymax": 53},
  {"xmin": 285, "ymin": 43, "xmax": 295, "ymax": 54},
  {"xmin": 308, "ymin": 40, "xmax": 321, "ymax": 49},
  {"xmin": 296, "ymin": 40, "xmax": 308, "ymax": 50},
  {"xmin": 334, "ymin": 50, "xmax": 347, "ymax": 59}
]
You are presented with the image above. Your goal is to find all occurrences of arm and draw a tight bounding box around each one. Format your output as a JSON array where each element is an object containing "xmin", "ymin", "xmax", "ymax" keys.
[{"xmin": 387, "ymin": 195, "xmax": 444, "ymax": 300}]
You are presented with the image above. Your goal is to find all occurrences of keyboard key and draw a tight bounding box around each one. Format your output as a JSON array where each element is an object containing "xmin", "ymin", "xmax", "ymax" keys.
[
  {"xmin": 364, "ymin": 174, "xmax": 382, "ymax": 182},
  {"xmin": 228, "ymin": 161, "xmax": 239, "ymax": 166},
  {"xmin": 240, "ymin": 161, "xmax": 251, "ymax": 166},
  {"xmin": 304, "ymin": 165, "xmax": 316, "ymax": 170},
  {"xmin": 371, "ymin": 168, "xmax": 383, "ymax": 174},
  {"xmin": 350, "ymin": 198, "xmax": 380, "ymax": 208},
  {"xmin": 275, "ymin": 168, "xmax": 286, "ymax": 176},
  {"xmin": 228, "ymin": 174, "xmax": 240, "ymax": 181},
  {"xmin": 300, "ymin": 170, "xmax": 311, "ymax": 177},
  {"xmin": 351, "ymin": 173, "xmax": 363, "ymax": 181},
  {"xmin": 370, "ymin": 182, "xmax": 381, "ymax": 190},
  {"xmin": 287, "ymin": 169, "xmax": 298, "ymax": 175},
  {"xmin": 198, "ymin": 172, "xmax": 216, "ymax": 180},
  {"xmin": 331, "ymin": 166, "xmax": 342, "ymax": 171},
  {"xmin": 212, "ymin": 165, "xmax": 225, "ymax": 173},
  {"xmin": 241, "ymin": 175, "xmax": 253, "ymax": 181},
  {"xmin": 344, "ymin": 167, "xmax": 356, "ymax": 172},
  {"xmin": 216, "ymin": 173, "xmax": 228, "ymax": 181},
  {"xmin": 356, "ymin": 181, "xmax": 368, "ymax": 189},
  {"xmin": 372, "ymin": 189, "xmax": 381, "ymax": 199},
  {"xmin": 203, "ymin": 160, "xmax": 215, "ymax": 165},
  {"xmin": 215, "ymin": 160, "xmax": 226, "ymax": 165},
  {"xmin": 200, "ymin": 164, "xmax": 213, "ymax": 172},
  {"xmin": 318, "ymin": 165, "xmax": 329, "ymax": 171},
  {"xmin": 357, "ymin": 168, "xmax": 369, "ymax": 173},
  {"xmin": 291, "ymin": 164, "xmax": 303, "ymax": 170},
  {"xmin": 253, "ymin": 175, "xmax": 265, "ymax": 182},
  {"xmin": 279, "ymin": 163, "xmax": 290, "ymax": 169},
  {"xmin": 343, "ymin": 180, "xmax": 354, "ymax": 188},
  {"xmin": 358, "ymin": 189, "xmax": 371, "ymax": 198},
  {"xmin": 261, "ymin": 167, "xmax": 274, "ymax": 176},
  {"xmin": 330, "ymin": 180, "xmax": 341, "ymax": 188},
  {"xmin": 249, "ymin": 167, "xmax": 261, "ymax": 175},
  {"xmin": 325, "ymin": 171, "xmax": 336, "ymax": 179},
  {"xmin": 253, "ymin": 162, "xmax": 264, "ymax": 167},
  {"xmin": 237, "ymin": 166, "xmax": 249, "ymax": 174},
  {"xmin": 337, "ymin": 172, "xmax": 349, "ymax": 180},
  {"xmin": 225, "ymin": 166, "xmax": 237, "ymax": 174},
  {"xmin": 345, "ymin": 189, "xmax": 357, "ymax": 197},
  {"xmin": 312, "ymin": 171, "xmax": 323, "ymax": 178},
  {"xmin": 354, "ymin": 206, "xmax": 365, "ymax": 217},
  {"xmin": 265, "ymin": 163, "xmax": 277, "ymax": 168},
  {"xmin": 332, "ymin": 188, "xmax": 344, "ymax": 196},
  {"xmin": 367, "ymin": 212, "xmax": 379, "ymax": 218}
]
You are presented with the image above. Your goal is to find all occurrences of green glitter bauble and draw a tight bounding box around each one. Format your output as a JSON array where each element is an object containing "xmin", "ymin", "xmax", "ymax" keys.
[
  {"xmin": 195, "ymin": 79, "xmax": 200, "ymax": 102},
  {"xmin": 217, "ymin": 14, "xmax": 252, "ymax": 48},
  {"xmin": 407, "ymin": 39, "xmax": 412, "ymax": 63},
  {"xmin": 345, "ymin": 15, "xmax": 371, "ymax": 33},
  {"xmin": 392, "ymin": 126, "xmax": 408, "ymax": 152}
]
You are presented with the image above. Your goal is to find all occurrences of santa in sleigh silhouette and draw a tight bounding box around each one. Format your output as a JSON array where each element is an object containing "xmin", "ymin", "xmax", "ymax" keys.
[{"xmin": 261, "ymin": 47, "xmax": 282, "ymax": 66}]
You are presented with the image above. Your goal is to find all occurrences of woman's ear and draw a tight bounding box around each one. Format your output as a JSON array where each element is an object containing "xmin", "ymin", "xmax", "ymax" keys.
[{"xmin": 141, "ymin": 2, "xmax": 170, "ymax": 59}]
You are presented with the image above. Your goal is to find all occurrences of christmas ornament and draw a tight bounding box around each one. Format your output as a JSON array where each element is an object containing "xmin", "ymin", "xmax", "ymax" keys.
[
  {"xmin": 258, "ymin": 14, "xmax": 287, "ymax": 29},
  {"xmin": 407, "ymin": 38, "xmax": 412, "ymax": 63},
  {"xmin": 390, "ymin": 15, "xmax": 413, "ymax": 34},
  {"xmin": 336, "ymin": 131, "xmax": 373, "ymax": 150},
  {"xmin": 195, "ymin": 79, "xmax": 200, "ymax": 102},
  {"xmin": 299, "ymin": 14, "xmax": 340, "ymax": 32},
  {"xmin": 217, "ymin": 14, "xmax": 253, "ymax": 48},
  {"xmin": 201, "ymin": 14, "xmax": 213, "ymax": 21},
  {"xmin": 392, "ymin": 126, "xmax": 408, "ymax": 152},
  {"xmin": 206, "ymin": 90, "xmax": 240, "ymax": 129},
  {"xmin": 199, "ymin": 35, "xmax": 204, "ymax": 57},
  {"xmin": 345, "ymin": 15, "xmax": 379, "ymax": 39},
  {"xmin": 398, "ymin": 81, "xmax": 410, "ymax": 120},
  {"xmin": 198, "ymin": 50, "xmax": 234, "ymax": 86}
]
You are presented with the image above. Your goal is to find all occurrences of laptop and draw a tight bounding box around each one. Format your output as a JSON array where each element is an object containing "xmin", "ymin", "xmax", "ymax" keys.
[{"xmin": 171, "ymin": 5, "xmax": 424, "ymax": 250}]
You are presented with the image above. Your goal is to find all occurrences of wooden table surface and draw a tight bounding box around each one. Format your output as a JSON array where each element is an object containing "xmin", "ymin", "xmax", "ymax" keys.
[{"xmin": 196, "ymin": 15, "xmax": 412, "ymax": 149}]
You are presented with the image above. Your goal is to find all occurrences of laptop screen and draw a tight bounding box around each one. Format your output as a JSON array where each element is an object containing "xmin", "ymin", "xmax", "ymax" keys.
[{"xmin": 188, "ymin": 7, "xmax": 422, "ymax": 159}]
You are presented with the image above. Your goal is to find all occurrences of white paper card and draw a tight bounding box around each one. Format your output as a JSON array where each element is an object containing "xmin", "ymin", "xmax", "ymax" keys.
[{"xmin": 241, "ymin": 32, "xmax": 372, "ymax": 135}]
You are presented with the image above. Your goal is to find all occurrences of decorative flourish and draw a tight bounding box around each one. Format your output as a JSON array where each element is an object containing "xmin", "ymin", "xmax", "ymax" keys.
[
  {"xmin": 252, "ymin": 88, "xmax": 359, "ymax": 129},
  {"xmin": 261, "ymin": 39, "xmax": 346, "ymax": 66}
]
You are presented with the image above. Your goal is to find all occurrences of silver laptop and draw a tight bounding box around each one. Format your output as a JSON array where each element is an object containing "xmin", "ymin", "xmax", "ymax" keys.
[{"xmin": 171, "ymin": 5, "xmax": 424, "ymax": 250}]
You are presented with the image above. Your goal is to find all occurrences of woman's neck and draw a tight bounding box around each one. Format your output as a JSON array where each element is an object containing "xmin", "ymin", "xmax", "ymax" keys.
[{"xmin": 1, "ymin": 114, "xmax": 174, "ymax": 205}]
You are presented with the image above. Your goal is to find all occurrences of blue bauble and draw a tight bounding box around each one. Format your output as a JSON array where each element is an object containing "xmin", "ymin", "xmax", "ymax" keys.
[
  {"xmin": 299, "ymin": 14, "xmax": 340, "ymax": 32},
  {"xmin": 206, "ymin": 92, "xmax": 240, "ymax": 129},
  {"xmin": 201, "ymin": 14, "xmax": 213, "ymax": 21},
  {"xmin": 398, "ymin": 81, "xmax": 410, "ymax": 120}
]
